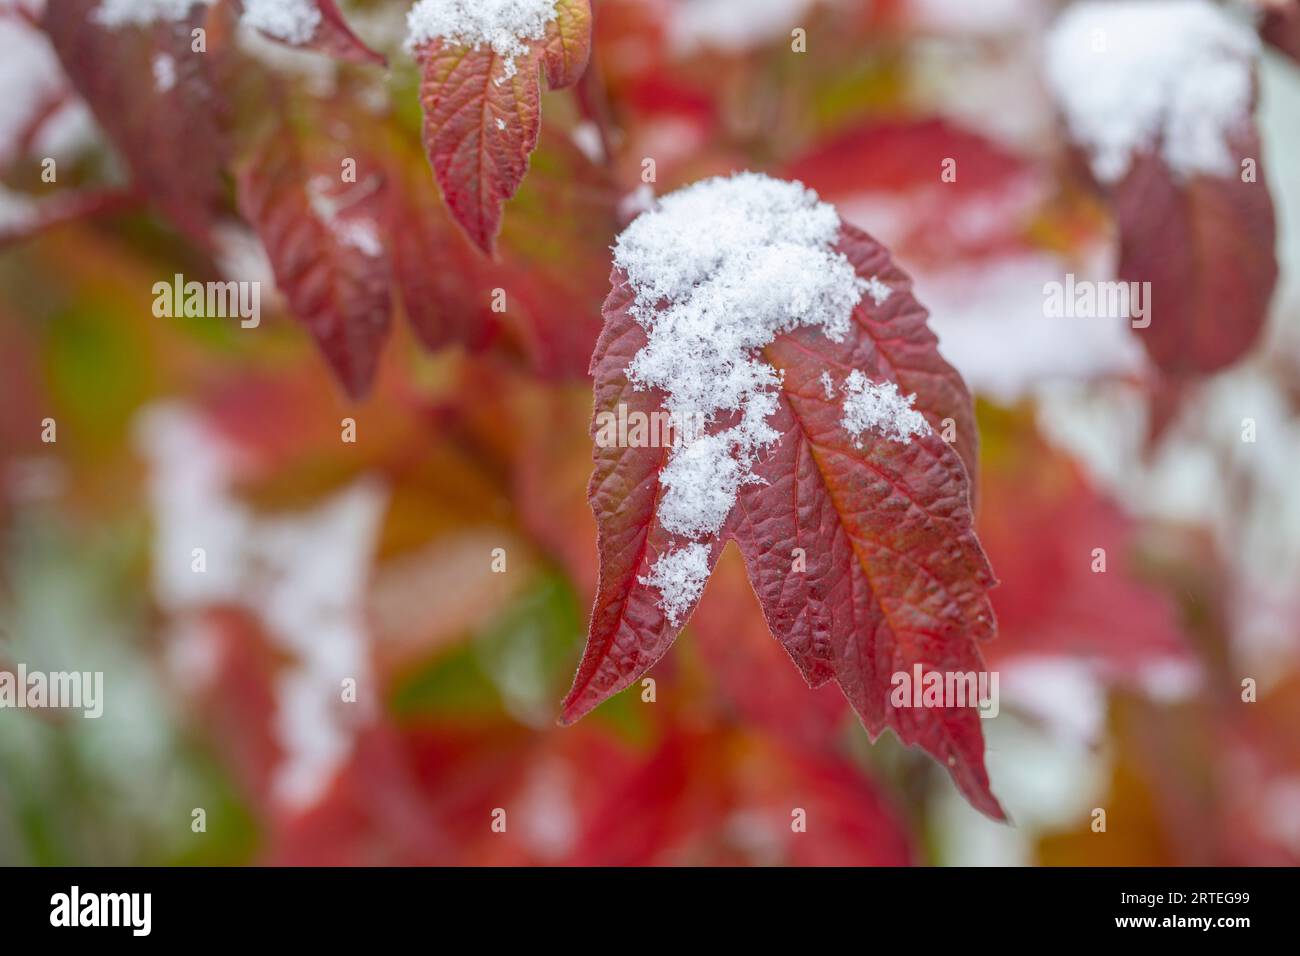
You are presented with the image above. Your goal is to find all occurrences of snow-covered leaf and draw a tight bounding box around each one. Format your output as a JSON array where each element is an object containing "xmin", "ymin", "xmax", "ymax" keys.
[
  {"xmin": 1045, "ymin": 0, "xmax": 1279, "ymax": 376},
  {"xmin": 411, "ymin": 0, "xmax": 593, "ymax": 254},
  {"xmin": 562, "ymin": 174, "xmax": 1001, "ymax": 818}
]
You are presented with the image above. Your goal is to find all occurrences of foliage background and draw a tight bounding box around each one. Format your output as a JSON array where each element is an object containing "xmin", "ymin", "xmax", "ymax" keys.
[{"xmin": 1, "ymin": 0, "xmax": 1298, "ymax": 865}]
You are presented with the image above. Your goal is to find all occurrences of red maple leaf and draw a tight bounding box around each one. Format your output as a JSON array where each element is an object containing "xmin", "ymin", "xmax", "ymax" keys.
[
  {"xmin": 562, "ymin": 218, "xmax": 1004, "ymax": 819},
  {"xmin": 414, "ymin": 0, "xmax": 592, "ymax": 255}
]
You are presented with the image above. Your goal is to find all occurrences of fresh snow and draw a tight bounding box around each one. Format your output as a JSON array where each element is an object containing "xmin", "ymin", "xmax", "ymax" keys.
[
  {"xmin": 136, "ymin": 404, "xmax": 385, "ymax": 810},
  {"xmin": 670, "ymin": 0, "xmax": 815, "ymax": 54},
  {"xmin": 863, "ymin": 275, "xmax": 892, "ymax": 306},
  {"xmin": 242, "ymin": 0, "xmax": 322, "ymax": 45},
  {"xmin": 613, "ymin": 171, "xmax": 869, "ymax": 620},
  {"xmin": 94, "ymin": 0, "xmax": 211, "ymax": 26},
  {"xmin": 96, "ymin": 0, "xmax": 320, "ymax": 44},
  {"xmin": 638, "ymin": 542, "xmax": 711, "ymax": 626},
  {"xmin": 1044, "ymin": 0, "xmax": 1259, "ymax": 183},
  {"xmin": 308, "ymin": 176, "xmax": 383, "ymax": 257},
  {"xmin": 0, "ymin": 184, "xmax": 39, "ymax": 236},
  {"xmin": 405, "ymin": 0, "xmax": 559, "ymax": 79},
  {"xmin": 840, "ymin": 369, "xmax": 930, "ymax": 446}
]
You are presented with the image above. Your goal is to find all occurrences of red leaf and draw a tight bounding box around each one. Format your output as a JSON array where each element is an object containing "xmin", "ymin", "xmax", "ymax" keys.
[
  {"xmin": 567, "ymin": 728, "xmax": 914, "ymax": 865},
  {"xmin": 563, "ymin": 217, "xmax": 1002, "ymax": 819},
  {"xmin": 238, "ymin": 0, "xmax": 386, "ymax": 66},
  {"xmin": 236, "ymin": 135, "xmax": 392, "ymax": 399},
  {"xmin": 1262, "ymin": 0, "xmax": 1300, "ymax": 64},
  {"xmin": 1114, "ymin": 135, "xmax": 1278, "ymax": 376},
  {"xmin": 690, "ymin": 545, "xmax": 849, "ymax": 752},
  {"xmin": 414, "ymin": 0, "xmax": 592, "ymax": 254},
  {"xmin": 42, "ymin": 0, "xmax": 228, "ymax": 244},
  {"xmin": 976, "ymin": 408, "xmax": 1191, "ymax": 682},
  {"xmin": 783, "ymin": 119, "xmax": 1046, "ymax": 267},
  {"xmin": 384, "ymin": 150, "xmax": 501, "ymax": 354}
]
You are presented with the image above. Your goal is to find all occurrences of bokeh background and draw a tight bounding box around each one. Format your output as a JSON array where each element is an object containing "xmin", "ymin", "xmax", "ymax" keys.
[{"xmin": 1, "ymin": 0, "xmax": 1298, "ymax": 865}]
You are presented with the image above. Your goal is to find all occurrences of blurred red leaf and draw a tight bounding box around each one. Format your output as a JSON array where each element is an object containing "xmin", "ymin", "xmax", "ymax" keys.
[
  {"xmin": 384, "ymin": 149, "xmax": 501, "ymax": 355},
  {"xmin": 494, "ymin": 129, "xmax": 618, "ymax": 377},
  {"xmin": 236, "ymin": 135, "xmax": 392, "ymax": 399},
  {"xmin": 1261, "ymin": 0, "xmax": 1300, "ymax": 63},
  {"xmin": 43, "ymin": 0, "xmax": 229, "ymax": 243},
  {"xmin": 976, "ymin": 408, "xmax": 1191, "ymax": 681},
  {"xmin": 690, "ymin": 545, "xmax": 849, "ymax": 752},
  {"xmin": 784, "ymin": 119, "xmax": 1047, "ymax": 266},
  {"xmin": 414, "ymin": 0, "xmax": 592, "ymax": 254},
  {"xmin": 563, "ymin": 221, "xmax": 1002, "ymax": 819},
  {"xmin": 567, "ymin": 729, "xmax": 914, "ymax": 865},
  {"xmin": 1114, "ymin": 136, "xmax": 1278, "ymax": 376}
]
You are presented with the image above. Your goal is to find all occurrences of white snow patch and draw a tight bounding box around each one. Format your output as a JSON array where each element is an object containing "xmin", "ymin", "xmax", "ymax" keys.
[
  {"xmin": 308, "ymin": 176, "xmax": 383, "ymax": 257},
  {"xmin": 618, "ymin": 174, "xmax": 863, "ymax": 528},
  {"xmin": 1044, "ymin": 0, "xmax": 1260, "ymax": 183},
  {"xmin": 820, "ymin": 370, "xmax": 835, "ymax": 400},
  {"xmin": 670, "ymin": 0, "xmax": 815, "ymax": 54},
  {"xmin": 0, "ymin": 20, "xmax": 99, "ymax": 168},
  {"xmin": 496, "ymin": 117, "xmax": 507, "ymax": 130},
  {"xmin": 840, "ymin": 369, "xmax": 930, "ymax": 446},
  {"xmin": 908, "ymin": 0, "xmax": 1040, "ymax": 35},
  {"xmin": 617, "ymin": 183, "xmax": 656, "ymax": 221},
  {"xmin": 242, "ymin": 0, "xmax": 322, "ymax": 45},
  {"xmin": 405, "ymin": 0, "xmax": 559, "ymax": 80},
  {"xmin": 916, "ymin": 251, "xmax": 1146, "ymax": 403},
  {"xmin": 613, "ymin": 172, "xmax": 865, "ymax": 622},
  {"xmin": 571, "ymin": 120, "xmax": 604, "ymax": 163},
  {"xmin": 639, "ymin": 542, "xmax": 711, "ymax": 625},
  {"xmin": 94, "ymin": 0, "xmax": 212, "ymax": 27},
  {"xmin": 135, "ymin": 404, "xmax": 386, "ymax": 810},
  {"xmin": 151, "ymin": 53, "xmax": 177, "ymax": 93},
  {"xmin": 96, "ymin": 0, "xmax": 323, "ymax": 47},
  {"xmin": 863, "ymin": 275, "xmax": 892, "ymax": 306},
  {"xmin": 0, "ymin": 184, "xmax": 39, "ymax": 236}
]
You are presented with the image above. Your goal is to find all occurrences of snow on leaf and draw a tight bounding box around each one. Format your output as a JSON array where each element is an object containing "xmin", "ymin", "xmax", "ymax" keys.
[
  {"xmin": 92, "ymin": 0, "xmax": 209, "ymax": 26},
  {"xmin": 411, "ymin": 0, "xmax": 592, "ymax": 254},
  {"xmin": 44, "ymin": 0, "xmax": 228, "ymax": 244},
  {"xmin": 1044, "ymin": 0, "xmax": 1260, "ymax": 185},
  {"xmin": 1045, "ymin": 0, "xmax": 1278, "ymax": 376},
  {"xmin": 563, "ymin": 173, "xmax": 1002, "ymax": 819},
  {"xmin": 236, "ymin": 134, "xmax": 392, "ymax": 399},
  {"xmin": 240, "ymin": 0, "xmax": 387, "ymax": 66},
  {"xmin": 840, "ymin": 370, "xmax": 930, "ymax": 447},
  {"xmin": 91, "ymin": 0, "xmax": 384, "ymax": 64}
]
